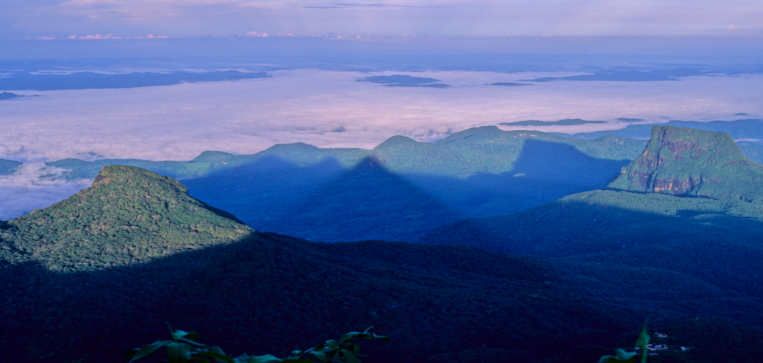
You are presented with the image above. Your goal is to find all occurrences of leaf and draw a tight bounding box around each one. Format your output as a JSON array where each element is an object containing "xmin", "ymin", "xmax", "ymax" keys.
[
  {"xmin": 309, "ymin": 350, "xmax": 328, "ymax": 362},
  {"xmin": 338, "ymin": 349, "xmax": 361, "ymax": 363},
  {"xmin": 339, "ymin": 332, "xmax": 359, "ymax": 343},
  {"xmin": 326, "ymin": 340, "xmax": 340, "ymax": 350},
  {"xmin": 127, "ymin": 340, "xmax": 170, "ymax": 362},
  {"xmin": 598, "ymin": 349, "xmax": 636, "ymax": 363},
  {"xmin": 246, "ymin": 354, "xmax": 285, "ymax": 363},
  {"xmin": 195, "ymin": 351, "xmax": 235, "ymax": 363},
  {"xmin": 167, "ymin": 342, "xmax": 192, "ymax": 363}
]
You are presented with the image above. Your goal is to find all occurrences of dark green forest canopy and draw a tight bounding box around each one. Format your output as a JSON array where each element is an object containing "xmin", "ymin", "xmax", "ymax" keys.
[
  {"xmin": 420, "ymin": 127, "xmax": 763, "ymax": 316},
  {"xmin": 0, "ymin": 165, "xmax": 251, "ymax": 271},
  {"xmin": 4, "ymin": 165, "xmax": 763, "ymax": 362},
  {"xmin": 45, "ymin": 126, "xmax": 645, "ymax": 181}
]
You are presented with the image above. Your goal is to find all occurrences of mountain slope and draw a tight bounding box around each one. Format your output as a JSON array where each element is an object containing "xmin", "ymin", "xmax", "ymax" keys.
[
  {"xmin": 420, "ymin": 127, "xmax": 763, "ymax": 300},
  {"xmin": 0, "ymin": 165, "xmax": 251, "ymax": 271},
  {"xmin": 5, "ymin": 166, "xmax": 763, "ymax": 362},
  {"xmin": 184, "ymin": 127, "xmax": 641, "ymax": 241},
  {"xmin": 607, "ymin": 126, "xmax": 763, "ymax": 201}
]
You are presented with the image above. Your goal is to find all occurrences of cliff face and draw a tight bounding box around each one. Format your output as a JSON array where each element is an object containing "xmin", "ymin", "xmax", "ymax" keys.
[{"xmin": 607, "ymin": 126, "xmax": 763, "ymax": 201}]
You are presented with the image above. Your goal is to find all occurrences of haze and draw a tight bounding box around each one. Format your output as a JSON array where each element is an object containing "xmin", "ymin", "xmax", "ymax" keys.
[{"xmin": 0, "ymin": 0, "xmax": 761, "ymax": 218}]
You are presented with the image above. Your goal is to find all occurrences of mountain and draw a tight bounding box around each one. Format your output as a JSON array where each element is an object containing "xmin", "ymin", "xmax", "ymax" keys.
[
  {"xmin": 184, "ymin": 127, "xmax": 643, "ymax": 241},
  {"xmin": 607, "ymin": 126, "xmax": 763, "ymax": 201},
  {"xmin": 0, "ymin": 158, "xmax": 21, "ymax": 175},
  {"xmin": 0, "ymin": 165, "xmax": 251, "ymax": 271},
  {"xmin": 565, "ymin": 119, "xmax": 763, "ymax": 164},
  {"xmin": 46, "ymin": 126, "xmax": 642, "ymax": 242},
  {"xmin": 0, "ymin": 91, "xmax": 22, "ymax": 100},
  {"xmin": 420, "ymin": 126, "xmax": 763, "ymax": 305},
  {"xmin": 5, "ymin": 165, "xmax": 763, "ymax": 362},
  {"xmin": 47, "ymin": 143, "xmax": 371, "ymax": 180}
]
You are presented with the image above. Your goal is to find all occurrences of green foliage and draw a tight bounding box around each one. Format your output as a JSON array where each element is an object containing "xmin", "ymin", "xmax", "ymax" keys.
[
  {"xmin": 0, "ymin": 165, "xmax": 252, "ymax": 271},
  {"xmin": 127, "ymin": 326, "xmax": 389, "ymax": 363},
  {"xmin": 184, "ymin": 127, "xmax": 641, "ymax": 242},
  {"xmin": 46, "ymin": 144, "xmax": 370, "ymax": 181},
  {"xmin": 598, "ymin": 324, "xmax": 649, "ymax": 363},
  {"xmin": 607, "ymin": 126, "xmax": 763, "ymax": 202}
]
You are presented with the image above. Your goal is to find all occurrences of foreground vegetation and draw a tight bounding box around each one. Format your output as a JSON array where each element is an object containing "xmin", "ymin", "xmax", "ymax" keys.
[{"xmin": 128, "ymin": 327, "xmax": 389, "ymax": 363}]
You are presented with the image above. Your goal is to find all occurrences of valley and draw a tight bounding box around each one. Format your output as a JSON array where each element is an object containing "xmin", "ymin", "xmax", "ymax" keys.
[{"xmin": 2, "ymin": 124, "xmax": 763, "ymax": 362}]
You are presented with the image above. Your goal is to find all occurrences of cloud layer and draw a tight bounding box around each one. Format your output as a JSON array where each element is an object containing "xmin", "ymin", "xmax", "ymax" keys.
[
  {"xmin": 1, "ymin": 70, "xmax": 761, "ymax": 162},
  {"xmin": 0, "ymin": 69, "xmax": 762, "ymax": 219},
  {"xmin": 0, "ymin": 163, "xmax": 91, "ymax": 220}
]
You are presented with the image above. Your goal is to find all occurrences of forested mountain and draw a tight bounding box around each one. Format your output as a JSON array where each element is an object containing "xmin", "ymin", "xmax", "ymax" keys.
[
  {"xmin": 608, "ymin": 126, "xmax": 763, "ymax": 201},
  {"xmin": 41, "ymin": 126, "xmax": 642, "ymax": 242},
  {"xmin": 184, "ymin": 127, "xmax": 642, "ymax": 241},
  {"xmin": 421, "ymin": 126, "xmax": 763, "ymax": 302},
  {"xmin": 5, "ymin": 165, "xmax": 763, "ymax": 362},
  {"xmin": 0, "ymin": 165, "xmax": 250, "ymax": 271}
]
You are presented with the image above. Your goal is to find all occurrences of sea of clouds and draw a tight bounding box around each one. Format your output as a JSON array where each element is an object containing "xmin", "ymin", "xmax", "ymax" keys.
[{"xmin": 1, "ymin": 69, "xmax": 762, "ymax": 218}]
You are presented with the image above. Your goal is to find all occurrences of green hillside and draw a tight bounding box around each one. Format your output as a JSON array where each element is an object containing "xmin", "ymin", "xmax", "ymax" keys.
[
  {"xmin": 0, "ymin": 158, "xmax": 21, "ymax": 175},
  {"xmin": 5, "ymin": 165, "xmax": 763, "ymax": 362},
  {"xmin": 420, "ymin": 126, "xmax": 763, "ymax": 302},
  {"xmin": 607, "ymin": 126, "xmax": 763, "ymax": 201},
  {"xmin": 0, "ymin": 165, "xmax": 251, "ymax": 271},
  {"xmin": 184, "ymin": 127, "xmax": 643, "ymax": 241},
  {"xmin": 46, "ymin": 143, "xmax": 371, "ymax": 180}
]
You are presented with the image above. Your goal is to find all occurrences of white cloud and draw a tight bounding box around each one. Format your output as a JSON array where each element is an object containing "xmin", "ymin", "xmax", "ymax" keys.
[
  {"xmin": 1, "ymin": 70, "xmax": 761, "ymax": 163},
  {"xmin": 0, "ymin": 164, "xmax": 91, "ymax": 220},
  {"xmin": 0, "ymin": 69, "xmax": 762, "ymax": 218},
  {"xmin": 79, "ymin": 33, "xmax": 121, "ymax": 39}
]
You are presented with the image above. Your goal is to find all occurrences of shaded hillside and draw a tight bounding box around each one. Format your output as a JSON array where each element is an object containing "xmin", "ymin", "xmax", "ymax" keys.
[
  {"xmin": 565, "ymin": 119, "xmax": 763, "ymax": 163},
  {"xmin": 0, "ymin": 158, "xmax": 21, "ymax": 175},
  {"xmin": 4, "ymin": 166, "xmax": 763, "ymax": 363},
  {"xmin": 47, "ymin": 143, "xmax": 371, "ymax": 180},
  {"xmin": 0, "ymin": 165, "xmax": 250, "ymax": 271},
  {"xmin": 608, "ymin": 126, "xmax": 763, "ymax": 201},
  {"xmin": 420, "ymin": 127, "xmax": 763, "ymax": 305},
  {"xmin": 184, "ymin": 127, "xmax": 640, "ymax": 241}
]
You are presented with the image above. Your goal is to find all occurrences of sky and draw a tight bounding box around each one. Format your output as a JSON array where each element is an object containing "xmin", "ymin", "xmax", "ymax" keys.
[{"xmin": 3, "ymin": 0, "xmax": 763, "ymax": 40}]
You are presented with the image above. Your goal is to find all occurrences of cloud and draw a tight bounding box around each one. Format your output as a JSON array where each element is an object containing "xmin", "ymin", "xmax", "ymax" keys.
[
  {"xmin": 1, "ymin": 69, "xmax": 761, "ymax": 163},
  {"xmin": 245, "ymin": 31, "xmax": 268, "ymax": 37},
  {"xmin": 0, "ymin": 68, "xmax": 761, "ymax": 217},
  {"xmin": 36, "ymin": 36, "xmax": 56, "ymax": 40},
  {"xmin": 128, "ymin": 34, "xmax": 169, "ymax": 39},
  {"xmin": 0, "ymin": 164, "xmax": 91, "ymax": 220},
  {"xmin": 79, "ymin": 33, "xmax": 121, "ymax": 39},
  {"xmin": 302, "ymin": 3, "xmax": 443, "ymax": 9}
]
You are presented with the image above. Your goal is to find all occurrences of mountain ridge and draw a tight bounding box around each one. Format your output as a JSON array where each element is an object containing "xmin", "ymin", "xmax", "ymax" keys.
[
  {"xmin": 607, "ymin": 126, "xmax": 763, "ymax": 201},
  {"xmin": 0, "ymin": 165, "xmax": 251, "ymax": 271}
]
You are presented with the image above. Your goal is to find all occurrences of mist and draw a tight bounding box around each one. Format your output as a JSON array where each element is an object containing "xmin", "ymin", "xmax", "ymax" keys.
[{"xmin": 1, "ymin": 69, "xmax": 760, "ymax": 162}]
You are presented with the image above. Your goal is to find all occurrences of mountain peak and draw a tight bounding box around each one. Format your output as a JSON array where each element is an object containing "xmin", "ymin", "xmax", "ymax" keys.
[
  {"xmin": 92, "ymin": 164, "xmax": 188, "ymax": 192},
  {"xmin": 607, "ymin": 126, "xmax": 763, "ymax": 200},
  {"xmin": 1, "ymin": 165, "xmax": 252, "ymax": 271}
]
